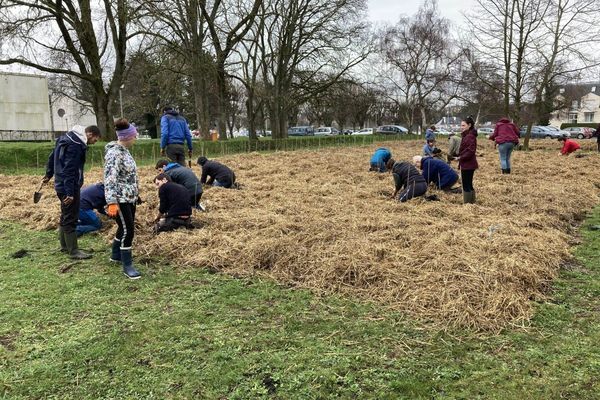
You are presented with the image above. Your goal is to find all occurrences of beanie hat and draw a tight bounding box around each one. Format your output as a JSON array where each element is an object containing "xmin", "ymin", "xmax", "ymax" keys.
[
  {"xmin": 117, "ymin": 124, "xmax": 137, "ymax": 141},
  {"xmin": 197, "ymin": 156, "xmax": 208, "ymax": 166}
]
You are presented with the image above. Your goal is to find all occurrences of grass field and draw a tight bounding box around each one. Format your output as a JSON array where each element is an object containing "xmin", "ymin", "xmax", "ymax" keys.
[{"xmin": 0, "ymin": 210, "xmax": 599, "ymax": 398}]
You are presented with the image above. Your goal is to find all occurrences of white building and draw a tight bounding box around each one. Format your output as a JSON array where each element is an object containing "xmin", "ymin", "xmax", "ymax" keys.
[{"xmin": 550, "ymin": 83, "xmax": 600, "ymax": 127}]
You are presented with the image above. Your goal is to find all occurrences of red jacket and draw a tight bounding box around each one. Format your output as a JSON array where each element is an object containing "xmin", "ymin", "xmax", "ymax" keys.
[
  {"xmin": 490, "ymin": 118, "xmax": 519, "ymax": 145},
  {"xmin": 459, "ymin": 128, "xmax": 478, "ymax": 170},
  {"xmin": 561, "ymin": 139, "xmax": 580, "ymax": 155}
]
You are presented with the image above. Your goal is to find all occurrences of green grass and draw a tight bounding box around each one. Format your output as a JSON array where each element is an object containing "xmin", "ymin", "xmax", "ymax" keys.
[
  {"xmin": 1, "ymin": 208, "xmax": 599, "ymax": 398},
  {"xmin": 0, "ymin": 134, "xmax": 419, "ymax": 175}
]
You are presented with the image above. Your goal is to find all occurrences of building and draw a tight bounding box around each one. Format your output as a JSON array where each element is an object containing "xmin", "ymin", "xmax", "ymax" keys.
[
  {"xmin": 0, "ymin": 71, "xmax": 96, "ymax": 140},
  {"xmin": 550, "ymin": 82, "xmax": 600, "ymax": 127}
]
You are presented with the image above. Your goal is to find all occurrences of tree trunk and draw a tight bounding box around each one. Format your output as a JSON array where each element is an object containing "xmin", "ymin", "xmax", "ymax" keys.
[{"xmin": 94, "ymin": 91, "xmax": 114, "ymax": 140}]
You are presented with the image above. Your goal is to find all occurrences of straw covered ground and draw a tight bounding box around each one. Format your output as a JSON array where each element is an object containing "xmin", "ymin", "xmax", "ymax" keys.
[{"xmin": 1, "ymin": 138, "xmax": 598, "ymax": 330}]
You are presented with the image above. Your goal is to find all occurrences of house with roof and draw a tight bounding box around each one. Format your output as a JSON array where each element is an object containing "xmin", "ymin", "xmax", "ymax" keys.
[{"xmin": 549, "ymin": 82, "xmax": 600, "ymax": 127}]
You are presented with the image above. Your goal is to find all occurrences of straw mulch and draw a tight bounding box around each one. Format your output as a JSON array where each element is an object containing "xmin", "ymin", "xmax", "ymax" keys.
[{"xmin": 1, "ymin": 137, "xmax": 598, "ymax": 330}]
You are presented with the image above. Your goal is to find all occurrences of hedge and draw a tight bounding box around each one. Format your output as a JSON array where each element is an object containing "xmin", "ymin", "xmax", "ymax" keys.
[{"xmin": 559, "ymin": 123, "xmax": 599, "ymax": 130}]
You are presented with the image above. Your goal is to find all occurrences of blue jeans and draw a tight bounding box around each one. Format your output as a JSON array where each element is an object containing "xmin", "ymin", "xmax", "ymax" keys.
[
  {"xmin": 76, "ymin": 209, "xmax": 102, "ymax": 236},
  {"xmin": 498, "ymin": 142, "xmax": 515, "ymax": 170}
]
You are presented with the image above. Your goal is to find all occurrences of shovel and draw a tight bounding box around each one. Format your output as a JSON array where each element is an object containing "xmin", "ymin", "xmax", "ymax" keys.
[{"xmin": 33, "ymin": 181, "xmax": 45, "ymax": 203}]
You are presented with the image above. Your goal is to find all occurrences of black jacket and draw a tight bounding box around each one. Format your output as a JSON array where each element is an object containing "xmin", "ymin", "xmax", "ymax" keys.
[
  {"xmin": 164, "ymin": 163, "xmax": 203, "ymax": 196},
  {"xmin": 392, "ymin": 162, "xmax": 426, "ymax": 191},
  {"xmin": 45, "ymin": 131, "xmax": 87, "ymax": 196},
  {"xmin": 200, "ymin": 160, "xmax": 234, "ymax": 186},
  {"xmin": 158, "ymin": 182, "xmax": 192, "ymax": 218}
]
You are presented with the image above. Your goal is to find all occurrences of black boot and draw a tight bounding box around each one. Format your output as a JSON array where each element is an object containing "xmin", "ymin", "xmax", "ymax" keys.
[
  {"xmin": 506, "ymin": 168, "xmax": 511, "ymax": 174},
  {"xmin": 501, "ymin": 169, "xmax": 507, "ymax": 174},
  {"xmin": 110, "ymin": 239, "xmax": 121, "ymax": 262},
  {"xmin": 463, "ymin": 191, "xmax": 475, "ymax": 204},
  {"xmin": 121, "ymin": 249, "xmax": 141, "ymax": 280},
  {"xmin": 64, "ymin": 231, "xmax": 92, "ymax": 260},
  {"xmin": 58, "ymin": 227, "xmax": 67, "ymax": 253}
]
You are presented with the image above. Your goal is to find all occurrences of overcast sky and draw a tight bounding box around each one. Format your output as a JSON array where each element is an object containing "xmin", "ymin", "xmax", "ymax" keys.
[{"xmin": 369, "ymin": 0, "xmax": 476, "ymax": 24}]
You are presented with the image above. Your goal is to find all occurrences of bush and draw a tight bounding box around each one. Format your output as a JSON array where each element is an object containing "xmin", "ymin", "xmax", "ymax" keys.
[{"xmin": 559, "ymin": 122, "xmax": 598, "ymax": 130}]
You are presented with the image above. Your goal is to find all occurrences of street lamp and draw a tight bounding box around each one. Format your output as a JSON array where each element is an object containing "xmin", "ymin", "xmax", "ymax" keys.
[{"xmin": 119, "ymin": 84, "xmax": 125, "ymax": 118}]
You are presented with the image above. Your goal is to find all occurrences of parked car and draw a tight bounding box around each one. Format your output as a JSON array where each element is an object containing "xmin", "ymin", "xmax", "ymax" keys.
[
  {"xmin": 435, "ymin": 128, "xmax": 452, "ymax": 136},
  {"xmin": 561, "ymin": 126, "xmax": 594, "ymax": 139},
  {"xmin": 314, "ymin": 127, "xmax": 339, "ymax": 136},
  {"xmin": 478, "ymin": 127, "xmax": 494, "ymax": 138},
  {"xmin": 351, "ymin": 127, "xmax": 373, "ymax": 135},
  {"xmin": 342, "ymin": 129, "xmax": 354, "ymax": 135},
  {"xmin": 519, "ymin": 126, "xmax": 563, "ymax": 139},
  {"xmin": 375, "ymin": 125, "xmax": 409, "ymax": 135},
  {"xmin": 288, "ymin": 126, "xmax": 314, "ymax": 136}
]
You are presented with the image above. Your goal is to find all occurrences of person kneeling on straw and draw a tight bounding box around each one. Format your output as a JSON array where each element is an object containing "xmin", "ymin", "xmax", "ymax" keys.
[
  {"xmin": 386, "ymin": 158, "xmax": 428, "ymax": 202},
  {"xmin": 153, "ymin": 173, "xmax": 194, "ymax": 234}
]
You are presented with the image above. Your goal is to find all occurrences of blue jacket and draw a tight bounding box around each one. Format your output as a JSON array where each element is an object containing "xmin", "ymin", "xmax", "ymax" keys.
[
  {"xmin": 421, "ymin": 157, "xmax": 458, "ymax": 189},
  {"xmin": 422, "ymin": 143, "xmax": 436, "ymax": 157},
  {"xmin": 80, "ymin": 183, "xmax": 107, "ymax": 213},
  {"xmin": 425, "ymin": 128, "xmax": 436, "ymax": 141},
  {"xmin": 45, "ymin": 130, "xmax": 87, "ymax": 196},
  {"xmin": 370, "ymin": 148, "xmax": 392, "ymax": 172},
  {"xmin": 160, "ymin": 110, "xmax": 192, "ymax": 150}
]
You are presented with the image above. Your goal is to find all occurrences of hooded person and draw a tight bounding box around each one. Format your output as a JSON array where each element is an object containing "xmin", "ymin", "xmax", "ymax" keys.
[
  {"xmin": 153, "ymin": 173, "xmax": 194, "ymax": 233},
  {"xmin": 197, "ymin": 156, "xmax": 236, "ymax": 188},
  {"xmin": 447, "ymin": 131, "xmax": 461, "ymax": 163},
  {"xmin": 385, "ymin": 158, "xmax": 428, "ymax": 202},
  {"xmin": 155, "ymin": 159, "xmax": 203, "ymax": 209},
  {"xmin": 458, "ymin": 116, "xmax": 478, "ymax": 204},
  {"xmin": 104, "ymin": 119, "xmax": 141, "ymax": 280},
  {"xmin": 42, "ymin": 125, "xmax": 101, "ymax": 259},
  {"xmin": 425, "ymin": 125, "xmax": 436, "ymax": 141},
  {"xmin": 413, "ymin": 155, "xmax": 459, "ymax": 191},
  {"xmin": 369, "ymin": 147, "xmax": 392, "ymax": 172},
  {"xmin": 489, "ymin": 117, "xmax": 520, "ymax": 174},
  {"xmin": 160, "ymin": 106, "xmax": 193, "ymax": 166}
]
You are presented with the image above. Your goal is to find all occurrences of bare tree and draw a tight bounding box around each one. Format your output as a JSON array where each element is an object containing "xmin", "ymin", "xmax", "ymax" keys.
[{"xmin": 0, "ymin": 0, "xmax": 138, "ymax": 138}]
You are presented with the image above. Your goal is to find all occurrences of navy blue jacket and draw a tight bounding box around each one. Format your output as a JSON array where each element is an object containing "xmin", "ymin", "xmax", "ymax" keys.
[
  {"xmin": 160, "ymin": 110, "xmax": 192, "ymax": 150},
  {"xmin": 200, "ymin": 160, "xmax": 234, "ymax": 186},
  {"xmin": 80, "ymin": 183, "xmax": 107, "ymax": 213},
  {"xmin": 421, "ymin": 157, "xmax": 458, "ymax": 189},
  {"xmin": 45, "ymin": 131, "xmax": 87, "ymax": 196},
  {"xmin": 158, "ymin": 182, "xmax": 192, "ymax": 218},
  {"xmin": 392, "ymin": 162, "xmax": 426, "ymax": 190}
]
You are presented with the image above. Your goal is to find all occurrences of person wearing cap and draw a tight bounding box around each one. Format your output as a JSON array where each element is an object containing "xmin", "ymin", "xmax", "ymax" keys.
[
  {"xmin": 489, "ymin": 117, "xmax": 520, "ymax": 174},
  {"xmin": 42, "ymin": 125, "xmax": 101, "ymax": 259},
  {"xmin": 413, "ymin": 155, "xmax": 459, "ymax": 191},
  {"xmin": 425, "ymin": 125, "xmax": 437, "ymax": 142},
  {"xmin": 558, "ymin": 135, "xmax": 581, "ymax": 156},
  {"xmin": 197, "ymin": 156, "xmax": 236, "ymax": 188},
  {"xmin": 385, "ymin": 158, "xmax": 428, "ymax": 202},
  {"xmin": 155, "ymin": 159, "xmax": 203, "ymax": 209},
  {"xmin": 153, "ymin": 173, "xmax": 194, "ymax": 233},
  {"xmin": 104, "ymin": 118, "xmax": 141, "ymax": 280},
  {"xmin": 369, "ymin": 147, "xmax": 392, "ymax": 172},
  {"xmin": 160, "ymin": 106, "xmax": 193, "ymax": 166},
  {"xmin": 447, "ymin": 131, "xmax": 461, "ymax": 163},
  {"xmin": 76, "ymin": 182, "xmax": 107, "ymax": 236}
]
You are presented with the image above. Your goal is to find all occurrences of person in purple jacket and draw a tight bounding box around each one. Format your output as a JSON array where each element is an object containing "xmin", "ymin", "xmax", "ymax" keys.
[
  {"xmin": 458, "ymin": 116, "xmax": 478, "ymax": 204},
  {"xmin": 489, "ymin": 117, "xmax": 520, "ymax": 174}
]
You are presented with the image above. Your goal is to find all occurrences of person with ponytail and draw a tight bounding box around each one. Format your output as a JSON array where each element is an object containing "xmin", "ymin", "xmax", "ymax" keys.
[
  {"xmin": 104, "ymin": 119, "xmax": 141, "ymax": 279},
  {"xmin": 458, "ymin": 116, "xmax": 478, "ymax": 204}
]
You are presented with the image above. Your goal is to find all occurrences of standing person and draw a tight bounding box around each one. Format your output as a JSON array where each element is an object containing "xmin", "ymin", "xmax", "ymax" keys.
[
  {"xmin": 458, "ymin": 116, "xmax": 478, "ymax": 204},
  {"xmin": 160, "ymin": 106, "xmax": 193, "ymax": 166},
  {"xmin": 42, "ymin": 125, "xmax": 101, "ymax": 259},
  {"xmin": 155, "ymin": 159, "xmax": 203, "ymax": 209},
  {"xmin": 447, "ymin": 132, "xmax": 461, "ymax": 164},
  {"xmin": 425, "ymin": 125, "xmax": 437, "ymax": 142},
  {"xmin": 489, "ymin": 117, "xmax": 520, "ymax": 174},
  {"xmin": 153, "ymin": 174, "xmax": 194, "ymax": 233},
  {"xmin": 594, "ymin": 124, "xmax": 600, "ymax": 152},
  {"xmin": 385, "ymin": 159, "xmax": 428, "ymax": 202},
  {"xmin": 413, "ymin": 155, "xmax": 459, "ymax": 191},
  {"xmin": 76, "ymin": 182, "xmax": 107, "ymax": 236},
  {"xmin": 557, "ymin": 135, "xmax": 581, "ymax": 156},
  {"xmin": 369, "ymin": 147, "xmax": 392, "ymax": 172},
  {"xmin": 197, "ymin": 156, "xmax": 236, "ymax": 188},
  {"xmin": 104, "ymin": 119, "xmax": 141, "ymax": 280}
]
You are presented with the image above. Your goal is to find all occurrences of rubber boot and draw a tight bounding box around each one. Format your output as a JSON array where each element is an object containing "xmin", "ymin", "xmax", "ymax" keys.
[
  {"xmin": 501, "ymin": 169, "xmax": 507, "ymax": 174},
  {"xmin": 58, "ymin": 226, "xmax": 67, "ymax": 253},
  {"xmin": 110, "ymin": 239, "xmax": 121, "ymax": 263},
  {"xmin": 64, "ymin": 231, "xmax": 92, "ymax": 260},
  {"xmin": 121, "ymin": 249, "xmax": 141, "ymax": 280},
  {"xmin": 463, "ymin": 191, "xmax": 475, "ymax": 204}
]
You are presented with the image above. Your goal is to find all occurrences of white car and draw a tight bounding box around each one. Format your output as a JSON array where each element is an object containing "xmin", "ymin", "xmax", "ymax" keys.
[
  {"xmin": 314, "ymin": 127, "xmax": 339, "ymax": 136},
  {"xmin": 351, "ymin": 127, "xmax": 373, "ymax": 135},
  {"xmin": 436, "ymin": 129, "xmax": 452, "ymax": 136}
]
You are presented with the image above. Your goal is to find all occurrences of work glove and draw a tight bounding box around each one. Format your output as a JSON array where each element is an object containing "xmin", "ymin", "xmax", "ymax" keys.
[
  {"xmin": 107, "ymin": 203, "xmax": 120, "ymax": 218},
  {"xmin": 188, "ymin": 150, "xmax": 193, "ymax": 158}
]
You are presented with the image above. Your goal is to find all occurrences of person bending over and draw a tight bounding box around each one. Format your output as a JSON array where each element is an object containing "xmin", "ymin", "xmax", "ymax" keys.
[
  {"xmin": 558, "ymin": 135, "xmax": 580, "ymax": 156},
  {"xmin": 155, "ymin": 159, "xmax": 203, "ymax": 209},
  {"xmin": 369, "ymin": 147, "xmax": 392, "ymax": 172},
  {"xmin": 385, "ymin": 158, "xmax": 428, "ymax": 202},
  {"xmin": 197, "ymin": 156, "xmax": 236, "ymax": 188},
  {"xmin": 413, "ymin": 155, "xmax": 459, "ymax": 191},
  {"xmin": 76, "ymin": 182, "xmax": 107, "ymax": 236},
  {"xmin": 153, "ymin": 174, "xmax": 194, "ymax": 233}
]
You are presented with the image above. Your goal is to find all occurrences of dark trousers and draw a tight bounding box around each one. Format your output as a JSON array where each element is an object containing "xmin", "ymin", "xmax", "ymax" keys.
[
  {"xmin": 461, "ymin": 169, "xmax": 475, "ymax": 192},
  {"xmin": 115, "ymin": 203, "xmax": 136, "ymax": 249},
  {"xmin": 166, "ymin": 144, "xmax": 186, "ymax": 166},
  {"xmin": 398, "ymin": 181, "xmax": 428, "ymax": 202},
  {"xmin": 155, "ymin": 216, "xmax": 192, "ymax": 233},
  {"xmin": 597, "ymin": 141, "xmax": 600, "ymax": 152},
  {"xmin": 57, "ymin": 190, "xmax": 80, "ymax": 234},
  {"xmin": 190, "ymin": 192, "xmax": 202, "ymax": 207}
]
